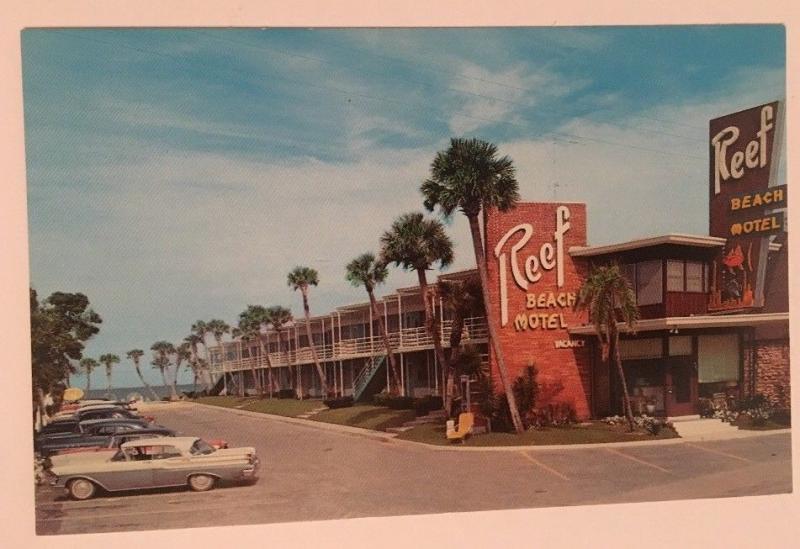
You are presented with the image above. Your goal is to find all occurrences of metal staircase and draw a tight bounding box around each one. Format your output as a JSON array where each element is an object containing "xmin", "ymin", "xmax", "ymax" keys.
[{"xmin": 352, "ymin": 354, "xmax": 387, "ymax": 402}]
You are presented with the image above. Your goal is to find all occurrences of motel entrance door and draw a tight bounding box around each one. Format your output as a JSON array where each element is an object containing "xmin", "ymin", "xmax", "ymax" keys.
[{"xmin": 664, "ymin": 357, "xmax": 697, "ymax": 417}]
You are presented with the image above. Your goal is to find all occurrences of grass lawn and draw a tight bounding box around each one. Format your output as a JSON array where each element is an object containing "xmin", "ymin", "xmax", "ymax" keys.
[
  {"xmin": 396, "ymin": 421, "xmax": 680, "ymax": 446},
  {"xmin": 195, "ymin": 396, "xmax": 323, "ymax": 417},
  {"xmin": 312, "ymin": 404, "xmax": 415, "ymax": 432}
]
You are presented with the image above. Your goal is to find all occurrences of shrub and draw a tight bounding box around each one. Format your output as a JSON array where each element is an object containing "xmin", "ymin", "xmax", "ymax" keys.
[
  {"xmin": 386, "ymin": 396, "xmax": 415, "ymax": 410},
  {"xmin": 698, "ymin": 398, "xmax": 715, "ymax": 418},
  {"xmin": 277, "ymin": 389, "xmax": 295, "ymax": 399},
  {"xmin": 513, "ymin": 365, "xmax": 539, "ymax": 420},
  {"xmin": 529, "ymin": 403, "xmax": 577, "ymax": 429},
  {"xmin": 414, "ymin": 395, "xmax": 443, "ymax": 417},
  {"xmin": 372, "ymin": 391, "xmax": 390, "ymax": 407},
  {"xmin": 771, "ymin": 408, "xmax": 791, "ymax": 426},
  {"xmin": 323, "ymin": 396, "xmax": 354, "ymax": 409}
]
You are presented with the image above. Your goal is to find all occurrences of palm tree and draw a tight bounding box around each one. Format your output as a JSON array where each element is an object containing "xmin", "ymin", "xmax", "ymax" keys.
[
  {"xmin": 191, "ymin": 320, "xmax": 212, "ymax": 388},
  {"xmin": 574, "ymin": 263, "xmax": 639, "ymax": 431},
  {"xmin": 79, "ymin": 357, "xmax": 98, "ymax": 392},
  {"xmin": 238, "ymin": 305, "xmax": 273, "ymax": 398},
  {"xmin": 126, "ymin": 349, "xmax": 159, "ymax": 401},
  {"xmin": 174, "ymin": 342, "xmax": 191, "ymax": 399},
  {"xmin": 150, "ymin": 341, "xmax": 177, "ymax": 399},
  {"xmin": 267, "ymin": 306, "xmax": 294, "ymax": 395},
  {"xmin": 287, "ymin": 267, "xmax": 330, "ymax": 397},
  {"xmin": 345, "ymin": 252, "xmax": 401, "ymax": 395},
  {"xmin": 439, "ymin": 275, "xmax": 483, "ymax": 414},
  {"xmin": 98, "ymin": 354, "xmax": 120, "ymax": 396},
  {"xmin": 183, "ymin": 333, "xmax": 205, "ymax": 395},
  {"xmin": 206, "ymin": 319, "xmax": 231, "ymax": 394},
  {"xmin": 380, "ymin": 212, "xmax": 453, "ymax": 398},
  {"xmin": 421, "ymin": 137, "xmax": 525, "ymax": 433}
]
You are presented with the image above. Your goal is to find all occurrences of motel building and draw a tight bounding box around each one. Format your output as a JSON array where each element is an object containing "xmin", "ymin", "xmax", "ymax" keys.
[{"xmin": 209, "ymin": 101, "xmax": 789, "ymax": 420}]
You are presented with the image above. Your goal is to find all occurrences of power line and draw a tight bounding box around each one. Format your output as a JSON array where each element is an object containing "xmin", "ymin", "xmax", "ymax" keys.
[{"xmin": 48, "ymin": 30, "xmax": 705, "ymax": 162}]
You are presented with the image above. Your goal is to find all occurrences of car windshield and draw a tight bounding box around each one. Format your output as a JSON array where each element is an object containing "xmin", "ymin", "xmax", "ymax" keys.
[{"xmin": 189, "ymin": 439, "xmax": 216, "ymax": 455}]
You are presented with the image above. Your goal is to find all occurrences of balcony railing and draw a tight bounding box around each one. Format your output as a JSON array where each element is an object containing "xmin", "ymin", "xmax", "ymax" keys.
[{"xmin": 209, "ymin": 316, "xmax": 488, "ymax": 373}]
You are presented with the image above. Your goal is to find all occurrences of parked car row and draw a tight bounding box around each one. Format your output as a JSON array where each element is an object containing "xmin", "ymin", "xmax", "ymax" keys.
[{"xmin": 38, "ymin": 399, "xmax": 259, "ymax": 501}]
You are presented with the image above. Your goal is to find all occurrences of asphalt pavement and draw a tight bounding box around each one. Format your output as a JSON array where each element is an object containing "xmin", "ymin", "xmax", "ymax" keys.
[{"xmin": 35, "ymin": 402, "xmax": 793, "ymax": 535}]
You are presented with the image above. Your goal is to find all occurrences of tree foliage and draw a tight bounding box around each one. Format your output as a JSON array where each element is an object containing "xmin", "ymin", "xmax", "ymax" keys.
[{"xmin": 30, "ymin": 288, "xmax": 102, "ymax": 397}]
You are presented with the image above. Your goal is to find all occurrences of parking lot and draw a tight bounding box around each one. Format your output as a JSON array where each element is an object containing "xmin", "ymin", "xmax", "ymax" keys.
[{"xmin": 35, "ymin": 402, "xmax": 793, "ymax": 535}]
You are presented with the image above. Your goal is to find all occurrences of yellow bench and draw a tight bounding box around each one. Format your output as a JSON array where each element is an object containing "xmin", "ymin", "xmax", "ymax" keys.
[{"xmin": 446, "ymin": 412, "xmax": 474, "ymax": 443}]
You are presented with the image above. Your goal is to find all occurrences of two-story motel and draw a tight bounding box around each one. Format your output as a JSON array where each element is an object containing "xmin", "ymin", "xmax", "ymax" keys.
[{"xmin": 209, "ymin": 101, "xmax": 789, "ymax": 419}]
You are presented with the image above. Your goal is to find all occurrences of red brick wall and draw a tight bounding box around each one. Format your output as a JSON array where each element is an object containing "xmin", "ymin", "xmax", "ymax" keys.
[
  {"xmin": 484, "ymin": 203, "xmax": 592, "ymax": 419},
  {"xmin": 744, "ymin": 339, "xmax": 790, "ymax": 408}
]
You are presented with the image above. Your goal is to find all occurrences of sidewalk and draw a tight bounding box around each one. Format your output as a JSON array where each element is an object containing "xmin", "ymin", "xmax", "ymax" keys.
[{"xmin": 187, "ymin": 401, "xmax": 791, "ymax": 452}]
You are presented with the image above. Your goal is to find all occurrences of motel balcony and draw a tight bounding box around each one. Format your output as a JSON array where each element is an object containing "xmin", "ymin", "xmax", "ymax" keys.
[{"xmin": 208, "ymin": 316, "xmax": 488, "ymax": 375}]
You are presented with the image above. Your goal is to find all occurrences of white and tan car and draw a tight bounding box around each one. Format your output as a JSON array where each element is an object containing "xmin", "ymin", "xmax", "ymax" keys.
[{"xmin": 46, "ymin": 436, "xmax": 259, "ymax": 500}]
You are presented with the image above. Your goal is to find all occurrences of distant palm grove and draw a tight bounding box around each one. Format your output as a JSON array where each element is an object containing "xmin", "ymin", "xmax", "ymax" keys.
[{"xmin": 30, "ymin": 138, "xmax": 531, "ymax": 434}]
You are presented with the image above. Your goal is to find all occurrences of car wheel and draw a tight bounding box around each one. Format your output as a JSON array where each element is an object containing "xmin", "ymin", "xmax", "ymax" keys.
[
  {"xmin": 188, "ymin": 474, "xmax": 215, "ymax": 492},
  {"xmin": 68, "ymin": 478, "xmax": 96, "ymax": 501}
]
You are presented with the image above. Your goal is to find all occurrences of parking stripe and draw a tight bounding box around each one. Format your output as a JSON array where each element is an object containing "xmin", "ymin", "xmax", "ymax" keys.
[
  {"xmin": 518, "ymin": 451, "xmax": 570, "ymax": 480},
  {"xmin": 684, "ymin": 443, "xmax": 752, "ymax": 463},
  {"xmin": 605, "ymin": 448, "xmax": 671, "ymax": 474}
]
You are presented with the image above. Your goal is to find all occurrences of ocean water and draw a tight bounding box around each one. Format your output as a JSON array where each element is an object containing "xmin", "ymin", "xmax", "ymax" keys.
[{"xmin": 81, "ymin": 384, "xmax": 197, "ymax": 402}]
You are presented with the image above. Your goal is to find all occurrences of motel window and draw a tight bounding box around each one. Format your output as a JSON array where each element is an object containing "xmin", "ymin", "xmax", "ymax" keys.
[
  {"xmin": 636, "ymin": 260, "xmax": 663, "ymax": 306},
  {"xmin": 697, "ymin": 334, "xmax": 739, "ymax": 383},
  {"xmin": 666, "ymin": 260, "xmax": 684, "ymax": 292},
  {"xmin": 686, "ymin": 261, "xmax": 704, "ymax": 293},
  {"xmin": 619, "ymin": 338, "xmax": 663, "ymax": 360},
  {"xmin": 668, "ymin": 336, "xmax": 692, "ymax": 356}
]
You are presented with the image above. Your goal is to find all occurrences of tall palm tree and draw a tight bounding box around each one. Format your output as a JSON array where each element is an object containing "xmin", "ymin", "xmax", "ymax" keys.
[
  {"xmin": 206, "ymin": 319, "xmax": 231, "ymax": 393},
  {"xmin": 421, "ymin": 137, "xmax": 525, "ymax": 433},
  {"xmin": 267, "ymin": 306, "xmax": 294, "ymax": 395},
  {"xmin": 183, "ymin": 333, "xmax": 205, "ymax": 394},
  {"xmin": 439, "ymin": 275, "xmax": 483, "ymax": 414},
  {"xmin": 238, "ymin": 305, "xmax": 273, "ymax": 398},
  {"xmin": 174, "ymin": 342, "xmax": 191, "ymax": 399},
  {"xmin": 575, "ymin": 263, "xmax": 639, "ymax": 431},
  {"xmin": 380, "ymin": 212, "xmax": 453, "ymax": 397},
  {"xmin": 98, "ymin": 354, "xmax": 120, "ymax": 396},
  {"xmin": 79, "ymin": 357, "xmax": 98, "ymax": 392},
  {"xmin": 191, "ymin": 320, "xmax": 212, "ymax": 387},
  {"xmin": 150, "ymin": 341, "xmax": 177, "ymax": 399},
  {"xmin": 126, "ymin": 349, "xmax": 159, "ymax": 401},
  {"xmin": 345, "ymin": 252, "xmax": 401, "ymax": 395},
  {"xmin": 287, "ymin": 267, "xmax": 330, "ymax": 397}
]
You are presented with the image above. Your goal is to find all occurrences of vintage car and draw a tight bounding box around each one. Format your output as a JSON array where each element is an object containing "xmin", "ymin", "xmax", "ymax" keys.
[
  {"xmin": 39, "ymin": 423, "xmax": 175, "ymax": 458},
  {"xmin": 46, "ymin": 428, "xmax": 176, "ymax": 462},
  {"xmin": 46, "ymin": 436, "xmax": 259, "ymax": 500},
  {"xmin": 35, "ymin": 418, "xmax": 153, "ymax": 453}
]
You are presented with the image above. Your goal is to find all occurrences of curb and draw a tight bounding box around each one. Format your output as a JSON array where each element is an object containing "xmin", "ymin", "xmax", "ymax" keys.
[
  {"xmin": 187, "ymin": 401, "xmax": 791, "ymax": 452},
  {"xmin": 188, "ymin": 401, "xmax": 397, "ymax": 442}
]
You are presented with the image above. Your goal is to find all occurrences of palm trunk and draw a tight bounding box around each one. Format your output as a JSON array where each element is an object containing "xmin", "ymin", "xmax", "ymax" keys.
[
  {"xmin": 160, "ymin": 368, "xmax": 169, "ymax": 393},
  {"xmin": 192, "ymin": 366, "xmax": 198, "ymax": 395},
  {"xmin": 134, "ymin": 359, "xmax": 160, "ymax": 401},
  {"xmin": 171, "ymin": 361, "xmax": 181, "ymax": 400},
  {"xmin": 302, "ymin": 290, "xmax": 329, "ymax": 397},
  {"xmin": 416, "ymin": 270, "xmax": 449, "ymax": 397},
  {"xmin": 443, "ymin": 313, "xmax": 465, "ymax": 417},
  {"xmin": 258, "ymin": 336, "xmax": 274, "ymax": 399},
  {"xmin": 367, "ymin": 288, "xmax": 400, "ymax": 395},
  {"xmin": 613, "ymin": 329, "xmax": 636, "ymax": 431},
  {"xmin": 106, "ymin": 369, "xmax": 112, "ymax": 396},
  {"xmin": 85, "ymin": 371, "xmax": 91, "ymax": 392},
  {"xmin": 215, "ymin": 336, "xmax": 227, "ymax": 396},
  {"xmin": 199, "ymin": 341, "xmax": 212, "ymax": 390},
  {"xmin": 467, "ymin": 214, "xmax": 525, "ymax": 434}
]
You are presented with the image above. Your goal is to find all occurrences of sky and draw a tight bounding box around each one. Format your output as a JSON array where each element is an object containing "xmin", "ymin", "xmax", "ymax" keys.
[{"xmin": 21, "ymin": 26, "xmax": 786, "ymax": 390}]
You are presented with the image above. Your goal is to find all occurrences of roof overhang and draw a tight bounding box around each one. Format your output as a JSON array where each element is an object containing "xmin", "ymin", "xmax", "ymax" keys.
[
  {"xmin": 568, "ymin": 312, "xmax": 789, "ymax": 335},
  {"xmin": 569, "ymin": 234, "xmax": 727, "ymax": 257}
]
